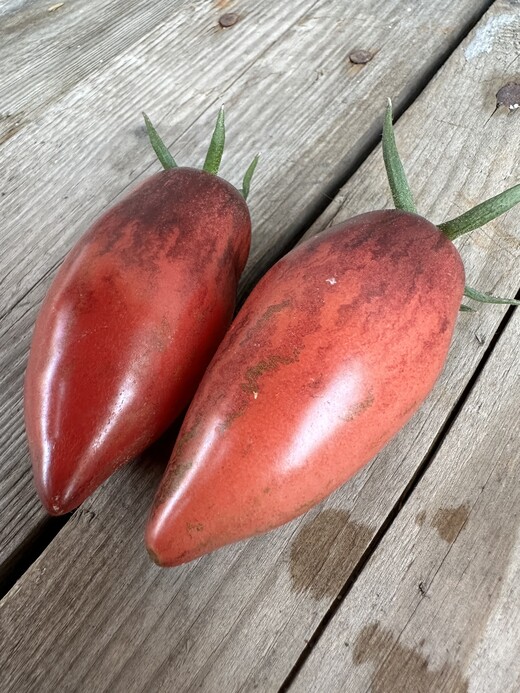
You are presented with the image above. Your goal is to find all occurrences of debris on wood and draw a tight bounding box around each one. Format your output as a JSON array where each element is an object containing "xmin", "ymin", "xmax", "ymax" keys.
[
  {"xmin": 219, "ymin": 12, "xmax": 239, "ymax": 28},
  {"xmin": 349, "ymin": 50, "xmax": 373, "ymax": 65}
]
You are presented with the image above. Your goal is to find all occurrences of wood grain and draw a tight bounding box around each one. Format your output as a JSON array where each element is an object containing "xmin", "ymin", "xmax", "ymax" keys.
[
  {"xmin": 0, "ymin": 0, "xmax": 494, "ymax": 574},
  {"xmin": 290, "ymin": 301, "xmax": 520, "ymax": 693},
  {"xmin": 1, "ymin": 1, "xmax": 519, "ymax": 691}
]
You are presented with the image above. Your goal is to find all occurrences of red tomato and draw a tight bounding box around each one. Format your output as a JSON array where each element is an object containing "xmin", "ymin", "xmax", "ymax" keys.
[
  {"xmin": 25, "ymin": 168, "xmax": 251, "ymax": 514},
  {"xmin": 146, "ymin": 210, "xmax": 465, "ymax": 566}
]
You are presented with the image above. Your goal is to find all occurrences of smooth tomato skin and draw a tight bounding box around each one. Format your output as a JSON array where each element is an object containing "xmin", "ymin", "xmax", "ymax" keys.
[
  {"xmin": 146, "ymin": 210, "xmax": 465, "ymax": 566},
  {"xmin": 24, "ymin": 168, "xmax": 251, "ymax": 515}
]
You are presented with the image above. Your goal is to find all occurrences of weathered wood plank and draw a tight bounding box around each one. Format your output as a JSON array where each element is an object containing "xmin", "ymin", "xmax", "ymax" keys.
[
  {"xmin": 290, "ymin": 303, "xmax": 520, "ymax": 693},
  {"xmin": 1, "ymin": 2, "xmax": 519, "ymax": 691},
  {"xmin": 0, "ymin": 0, "xmax": 494, "ymax": 574},
  {"xmin": 0, "ymin": 0, "xmax": 246, "ymax": 144}
]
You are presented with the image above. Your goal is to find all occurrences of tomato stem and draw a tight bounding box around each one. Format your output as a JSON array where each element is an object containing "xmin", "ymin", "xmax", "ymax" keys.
[
  {"xmin": 203, "ymin": 107, "xmax": 225, "ymax": 175},
  {"xmin": 241, "ymin": 154, "xmax": 260, "ymax": 200},
  {"xmin": 438, "ymin": 183, "xmax": 520, "ymax": 240},
  {"xmin": 143, "ymin": 113, "xmax": 178, "ymax": 170},
  {"xmin": 382, "ymin": 99, "xmax": 416, "ymax": 214},
  {"xmin": 144, "ymin": 107, "xmax": 256, "ymax": 195}
]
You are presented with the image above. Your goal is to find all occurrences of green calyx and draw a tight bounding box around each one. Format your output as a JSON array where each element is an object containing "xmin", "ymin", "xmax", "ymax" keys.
[
  {"xmin": 142, "ymin": 108, "xmax": 259, "ymax": 200},
  {"xmin": 143, "ymin": 113, "xmax": 177, "ymax": 170},
  {"xmin": 383, "ymin": 99, "xmax": 519, "ymax": 312},
  {"xmin": 460, "ymin": 285, "xmax": 520, "ymax": 312},
  {"xmin": 241, "ymin": 154, "xmax": 260, "ymax": 200},
  {"xmin": 438, "ymin": 185, "xmax": 520, "ymax": 241},
  {"xmin": 463, "ymin": 286, "xmax": 520, "ymax": 307},
  {"xmin": 382, "ymin": 99, "xmax": 416, "ymax": 214},
  {"xmin": 203, "ymin": 107, "xmax": 225, "ymax": 175}
]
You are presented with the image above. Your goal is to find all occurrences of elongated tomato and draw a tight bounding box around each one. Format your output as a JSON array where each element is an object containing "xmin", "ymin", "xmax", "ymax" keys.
[
  {"xmin": 146, "ymin": 210, "xmax": 465, "ymax": 565},
  {"xmin": 25, "ymin": 166, "xmax": 251, "ymax": 514},
  {"xmin": 145, "ymin": 99, "xmax": 520, "ymax": 567}
]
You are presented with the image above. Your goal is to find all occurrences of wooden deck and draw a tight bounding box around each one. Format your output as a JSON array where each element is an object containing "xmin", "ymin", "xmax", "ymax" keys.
[{"xmin": 0, "ymin": 0, "xmax": 519, "ymax": 690}]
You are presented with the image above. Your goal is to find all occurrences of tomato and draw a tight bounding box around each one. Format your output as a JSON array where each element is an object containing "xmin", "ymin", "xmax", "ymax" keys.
[
  {"xmin": 145, "ymin": 210, "xmax": 463, "ymax": 565},
  {"xmin": 145, "ymin": 101, "xmax": 520, "ymax": 566},
  {"xmin": 25, "ymin": 112, "xmax": 256, "ymax": 515}
]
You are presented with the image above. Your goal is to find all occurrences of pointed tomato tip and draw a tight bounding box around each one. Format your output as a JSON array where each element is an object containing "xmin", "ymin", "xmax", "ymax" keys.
[
  {"xmin": 145, "ymin": 515, "xmax": 168, "ymax": 567},
  {"xmin": 38, "ymin": 489, "xmax": 78, "ymax": 516},
  {"xmin": 43, "ymin": 500, "xmax": 67, "ymax": 516},
  {"xmin": 146, "ymin": 544, "xmax": 165, "ymax": 567},
  {"xmin": 33, "ymin": 469, "xmax": 86, "ymax": 516},
  {"xmin": 145, "ymin": 509, "xmax": 199, "ymax": 568}
]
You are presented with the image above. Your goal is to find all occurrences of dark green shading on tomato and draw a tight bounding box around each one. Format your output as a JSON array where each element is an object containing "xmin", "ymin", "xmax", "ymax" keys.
[
  {"xmin": 25, "ymin": 109, "xmax": 258, "ymax": 515},
  {"xmin": 146, "ymin": 100, "xmax": 520, "ymax": 566}
]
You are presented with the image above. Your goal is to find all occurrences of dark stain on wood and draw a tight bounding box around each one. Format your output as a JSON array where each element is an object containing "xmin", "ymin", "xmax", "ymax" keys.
[
  {"xmin": 0, "ymin": 123, "xmax": 24, "ymax": 146},
  {"xmin": 432, "ymin": 504, "xmax": 470, "ymax": 543},
  {"xmin": 353, "ymin": 623, "xmax": 468, "ymax": 693},
  {"xmin": 289, "ymin": 509, "xmax": 373, "ymax": 599},
  {"xmin": 2, "ymin": 9, "xmax": 44, "ymax": 35},
  {"xmin": 0, "ymin": 112, "xmax": 26, "ymax": 146},
  {"xmin": 416, "ymin": 509, "xmax": 427, "ymax": 527}
]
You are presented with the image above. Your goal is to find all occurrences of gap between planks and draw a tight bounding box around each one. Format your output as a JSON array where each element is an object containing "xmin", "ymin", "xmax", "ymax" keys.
[{"xmin": 0, "ymin": 514, "xmax": 69, "ymax": 597}]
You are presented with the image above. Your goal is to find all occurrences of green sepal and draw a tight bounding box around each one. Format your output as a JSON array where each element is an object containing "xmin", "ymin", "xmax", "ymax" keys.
[
  {"xmin": 203, "ymin": 107, "xmax": 225, "ymax": 175},
  {"xmin": 464, "ymin": 286, "xmax": 520, "ymax": 306},
  {"xmin": 241, "ymin": 154, "xmax": 260, "ymax": 200},
  {"xmin": 142, "ymin": 112, "xmax": 177, "ymax": 170},
  {"xmin": 438, "ymin": 183, "xmax": 520, "ymax": 241},
  {"xmin": 382, "ymin": 98, "xmax": 416, "ymax": 214},
  {"xmin": 459, "ymin": 304, "xmax": 476, "ymax": 312}
]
